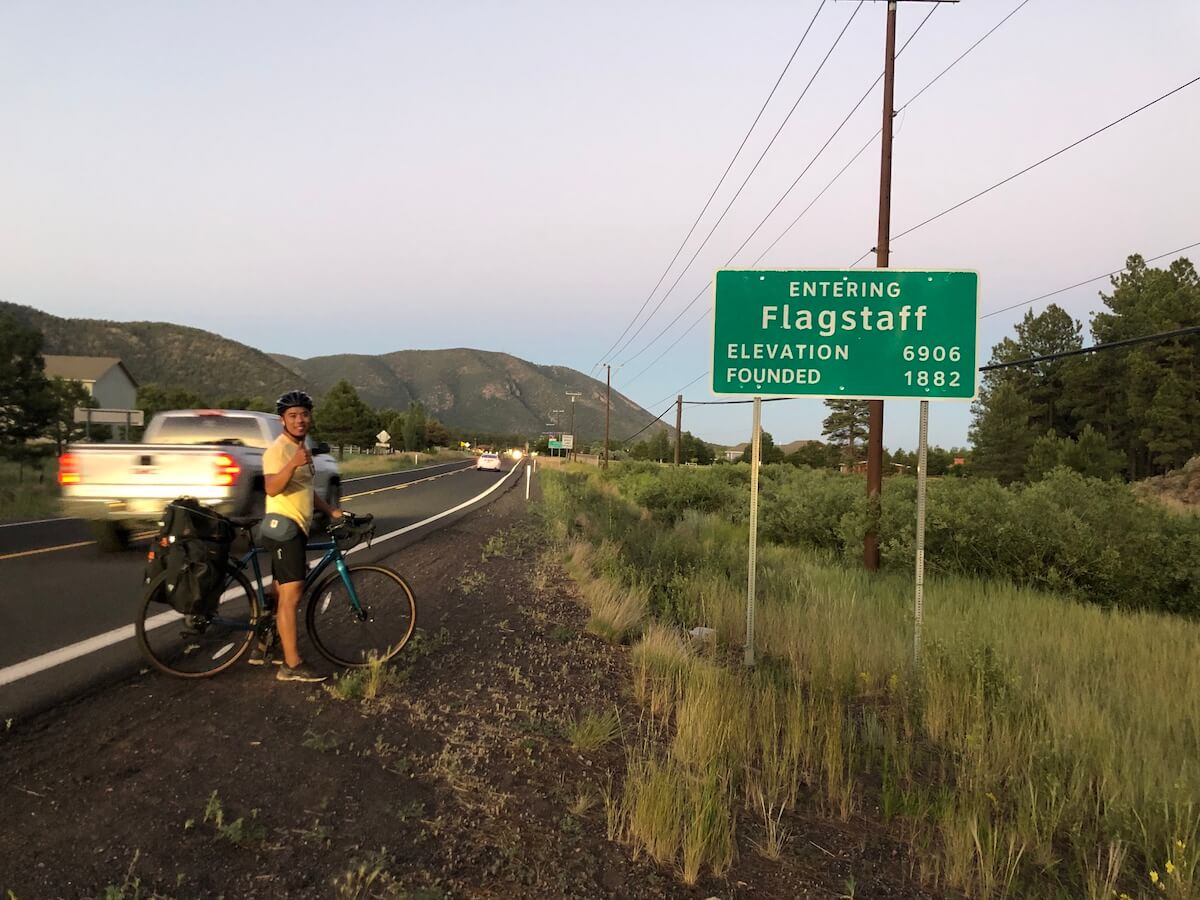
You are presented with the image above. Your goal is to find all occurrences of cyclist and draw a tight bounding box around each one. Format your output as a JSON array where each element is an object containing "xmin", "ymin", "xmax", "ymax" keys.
[{"xmin": 257, "ymin": 390, "xmax": 343, "ymax": 682}]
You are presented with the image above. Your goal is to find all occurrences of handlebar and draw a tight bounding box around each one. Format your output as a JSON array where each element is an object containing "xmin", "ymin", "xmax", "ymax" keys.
[{"xmin": 328, "ymin": 510, "xmax": 375, "ymax": 550}]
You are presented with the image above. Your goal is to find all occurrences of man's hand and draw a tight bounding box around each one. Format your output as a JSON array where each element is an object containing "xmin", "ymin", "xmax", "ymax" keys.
[
  {"xmin": 292, "ymin": 446, "xmax": 313, "ymax": 471},
  {"xmin": 330, "ymin": 508, "xmax": 345, "ymax": 521}
]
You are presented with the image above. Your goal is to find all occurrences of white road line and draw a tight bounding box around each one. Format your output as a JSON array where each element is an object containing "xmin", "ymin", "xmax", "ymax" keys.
[
  {"xmin": 354, "ymin": 464, "xmax": 520, "ymax": 548},
  {"xmin": 0, "ymin": 462, "xmax": 469, "ymax": 533},
  {"xmin": 342, "ymin": 467, "xmax": 465, "ymax": 501},
  {"xmin": 342, "ymin": 459, "xmax": 470, "ymax": 484},
  {"xmin": 0, "ymin": 462, "xmax": 524, "ymax": 688}
]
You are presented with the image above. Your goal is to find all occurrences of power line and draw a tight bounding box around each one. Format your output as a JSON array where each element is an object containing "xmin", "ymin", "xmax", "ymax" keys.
[
  {"xmin": 980, "ymin": 325, "xmax": 1200, "ymax": 372},
  {"xmin": 686, "ymin": 397, "xmax": 795, "ymax": 406},
  {"xmin": 619, "ymin": 404, "xmax": 677, "ymax": 444},
  {"xmin": 649, "ymin": 371, "xmax": 710, "ymax": 411},
  {"xmin": 722, "ymin": 4, "xmax": 938, "ymax": 268},
  {"xmin": 623, "ymin": 306, "xmax": 709, "ymax": 389},
  {"xmin": 894, "ymin": 0, "xmax": 1032, "ymax": 118},
  {"xmin": 757, "ymin": 0, "xmax": 1030, "ymax": 266},
  {"xmin": 627, "ymin": 327, "xmax": 1197, "ymax": 416},
  {"xmin": 591, "ymin": 1, "xmax": 828, "ymax": 371},
  {"xmin": 848, "ymin": 74, "xmax": 1200, "ymax": 264},
  {"xmin": 980, "ymin": 240, "xmax": 1200, "ymax": 319},
  {"xmin": 615, "ymin": 4, "xmax": 945, "ymax": 373},
  {"xmin": 611, "ymin": 0, "xmax": 866, "ymax": 365}
]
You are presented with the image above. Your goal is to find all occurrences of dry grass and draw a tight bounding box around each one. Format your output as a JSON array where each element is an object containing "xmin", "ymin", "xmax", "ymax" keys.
[
  {"xmin": 563, "ymin": 708, "xmax": 622, "ymax": 752},
  {"xmin": 544, "ymin": 466, "xmax": 1200, "ymax": 898}
]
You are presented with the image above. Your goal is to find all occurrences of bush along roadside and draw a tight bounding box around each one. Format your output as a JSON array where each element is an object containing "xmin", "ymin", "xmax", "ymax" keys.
[
  {"xmin": 541, "ymin": 464, "xmax": 1200, "ymax": 899},
  {"xmin": 598, "ymin": 461, "xmax": 1200, "ymax": 617}
]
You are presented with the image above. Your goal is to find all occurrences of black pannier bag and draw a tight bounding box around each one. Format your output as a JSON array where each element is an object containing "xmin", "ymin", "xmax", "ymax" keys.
[{"xmin": 142, "ymin": 498, "xmax": 235, "ymax": 616}]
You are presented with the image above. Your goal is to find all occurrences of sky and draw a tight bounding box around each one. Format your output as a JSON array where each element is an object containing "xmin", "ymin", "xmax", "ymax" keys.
[{"xmin": 2, "ymin": 0, "xmax": 1198, "ymax": 450}]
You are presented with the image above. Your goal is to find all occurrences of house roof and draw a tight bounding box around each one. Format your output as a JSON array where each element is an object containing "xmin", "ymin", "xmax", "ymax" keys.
[{"xmin": 43, "ymin": 355, "xmax": 139, "ymax": 388}]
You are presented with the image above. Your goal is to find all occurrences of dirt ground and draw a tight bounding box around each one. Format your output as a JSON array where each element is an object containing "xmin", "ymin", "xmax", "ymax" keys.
[{"xmin": 0, "ymin": 482, "xmax": 941, "ymax": 899}]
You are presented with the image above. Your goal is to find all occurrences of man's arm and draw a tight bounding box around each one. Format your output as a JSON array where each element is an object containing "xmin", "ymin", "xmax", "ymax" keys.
[
  {"xmin": 314, "ymin": 490, "xmax": 343, "ymax": 520},
  {"xmin": 264, "ymin": 446, "xmax": 310, "ymax": 496}
]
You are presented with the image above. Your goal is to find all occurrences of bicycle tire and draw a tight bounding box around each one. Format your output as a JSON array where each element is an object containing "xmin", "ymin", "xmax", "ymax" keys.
[
  {"xmin": 305, "ymin": 564, "xmax": 417, "ymax": 668},
  {"xmin": 135, "ymin": 565, "xmax": 261, "ymax": 678}
]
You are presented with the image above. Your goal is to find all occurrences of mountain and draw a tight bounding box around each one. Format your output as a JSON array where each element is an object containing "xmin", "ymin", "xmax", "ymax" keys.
[
  {"xmin": 289, "ymin": 348, "xmax": 649, "ymax": 438},
  {"xmin": 2, "ymin": 301, "xmax": 661, "ymax": 440},
  {"xmin": 1, "ymin": 301, "xmax": 309, "ymax": 401}
]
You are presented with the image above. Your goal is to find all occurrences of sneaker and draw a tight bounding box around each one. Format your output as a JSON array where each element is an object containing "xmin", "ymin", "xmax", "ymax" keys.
[
  {"xmin": 247, "ymin": 641, "xmax": 282, "ymax": 666},
  {"xmin": 276, "ymin": 661, "xmax": 328, "ymax": 683}
]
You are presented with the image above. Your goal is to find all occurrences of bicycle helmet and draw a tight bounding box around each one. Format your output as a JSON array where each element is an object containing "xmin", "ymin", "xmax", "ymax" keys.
[{"xmin": 276, "ymin": 390, "xmax": 314, "ymax": 415}]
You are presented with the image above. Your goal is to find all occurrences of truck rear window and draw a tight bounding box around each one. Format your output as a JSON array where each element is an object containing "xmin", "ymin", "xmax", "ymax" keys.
[{"xmin": 149, "ymin": 416, "xmax": 268, "ymax": 448}]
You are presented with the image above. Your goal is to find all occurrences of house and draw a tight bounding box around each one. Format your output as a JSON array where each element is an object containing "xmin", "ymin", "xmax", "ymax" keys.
[{"xmin": 42, "ymin": 356, "xmax": 139, "ymax": 410}]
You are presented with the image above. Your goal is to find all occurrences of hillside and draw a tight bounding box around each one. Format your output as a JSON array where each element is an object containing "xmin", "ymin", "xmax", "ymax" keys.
[
  {"xmin": 295, "ymin": 348, "xmax": 651, "ymax": 438},
  {"xmin": 1133, "ymin": 456, "xmax": 1200, "ymax": 512},
  {"xmin": 1, "ymin": 301, "xmax": 310, "ymax": 401},
  {"xmin": 2, "ymin": 301, "xmax": 660, "ymax": 441}
]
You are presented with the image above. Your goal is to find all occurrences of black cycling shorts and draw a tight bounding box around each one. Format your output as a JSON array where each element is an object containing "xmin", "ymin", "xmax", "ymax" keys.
[{"xmin": 261, "ymin": 530, "xmax": 308, "ymax": 585}]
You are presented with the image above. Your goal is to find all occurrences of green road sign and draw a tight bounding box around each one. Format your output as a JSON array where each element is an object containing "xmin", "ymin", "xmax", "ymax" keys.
[
  {"xmin": 712, "ymin": 269, "xmax": 979, "ymax": 399},
  {"xmin": 548, "ymin": 439, "xmax": 563, "ymax": 449}
]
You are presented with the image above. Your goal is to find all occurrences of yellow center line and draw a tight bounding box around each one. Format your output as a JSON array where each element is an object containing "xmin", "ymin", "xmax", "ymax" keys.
[
  {"xmin": 0, "ymin": 540, "xmax": 96, "ymax": 562},
  {"xmin": 342, "ymin": 466, "xmax": 470, "ymax": 501}
]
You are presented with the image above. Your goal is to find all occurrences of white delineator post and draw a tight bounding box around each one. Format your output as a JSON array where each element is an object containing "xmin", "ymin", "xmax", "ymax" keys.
[
  {"xmin": 525, "ymin": 461, "xmax": 531, "ymax": 501},
  {"xmin": 745, "ymin": 397, "xmax": 762, "ymax": 668},
  {"xmin": 914, "ymin": 400, "xmax": 929, "ymax": 666}
]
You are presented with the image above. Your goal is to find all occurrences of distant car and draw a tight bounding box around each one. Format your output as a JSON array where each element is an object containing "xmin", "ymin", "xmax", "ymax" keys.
[{"xmin": 475, "ymin": 452, "xmax": 502, "ymax": 472}]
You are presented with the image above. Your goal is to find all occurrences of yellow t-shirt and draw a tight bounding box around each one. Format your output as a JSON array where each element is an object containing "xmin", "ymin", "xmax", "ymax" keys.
[{"xmin": 263, "ymin": 433, "xmax": 314, "ymax": 534}]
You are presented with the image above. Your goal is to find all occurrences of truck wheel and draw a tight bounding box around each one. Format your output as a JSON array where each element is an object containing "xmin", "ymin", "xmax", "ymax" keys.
[{"xmin": 91, "ymin": 521, "xmax": 131, "ymax": 552}]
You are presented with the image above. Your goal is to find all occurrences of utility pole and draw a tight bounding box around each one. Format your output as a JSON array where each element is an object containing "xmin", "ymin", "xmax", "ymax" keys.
[
  {"xmin": 566, "ymin": 391, "xmax": 581, "ymax": 461},
  {"xmin": 864, "ymin": 0, "xmax": 898, "ymax": 573},
  {"xmin": 674, "ymin": 395, "xmax": 683, "ymax": 465},
  {"xmin": 550, "ymin": 409, "xmax": 565, "ymax": 458},
  {"xmin": 603, "ymin": 364, "xmax": 612, "ymax": 468}
]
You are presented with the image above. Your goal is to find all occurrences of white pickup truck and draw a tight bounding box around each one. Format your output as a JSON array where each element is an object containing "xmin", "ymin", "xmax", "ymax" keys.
[{"xmin": 58, "ymin": 409, "xmax": 342, "ymax": 550}]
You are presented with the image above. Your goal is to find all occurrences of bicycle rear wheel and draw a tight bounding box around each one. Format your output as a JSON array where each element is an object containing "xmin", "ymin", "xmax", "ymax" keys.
[
  {"xmin": 136, "ymin": 566, "xmax": 260, "ymax": 678},
  {"xmin": 305, "ymin": 564, "xmax": 416, "ymax": 668}
]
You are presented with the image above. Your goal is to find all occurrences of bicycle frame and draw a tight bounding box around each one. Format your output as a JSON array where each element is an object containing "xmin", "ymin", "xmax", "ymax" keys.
[{"xmin": 231, "ymin": 534, "xmax": 367, "ymax": 621}]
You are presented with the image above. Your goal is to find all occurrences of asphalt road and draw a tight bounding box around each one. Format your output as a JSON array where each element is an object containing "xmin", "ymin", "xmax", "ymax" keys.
[{"xmin": 0, "ymin": 457, "xmax": 525, "ymax": 720}]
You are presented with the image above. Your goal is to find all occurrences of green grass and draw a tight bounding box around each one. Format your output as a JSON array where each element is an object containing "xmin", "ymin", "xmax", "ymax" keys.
[
  {"xmin": 329, "ymin": 653, "xmax": 406, "ymax": 703},
  {"xmin": 543, "ymin": 466, "xmax": 1200, "ymax": 898},
  {"xmin": 563, "ymin": 708, "xmax": 621, "ymax": 751},
  {"xmin": 0, "ymin": 457, "xmax": 60, "ymax": 523},
  {"xmin": 456, "ymin": 569, "xmax": 487, "ymax": 596}
]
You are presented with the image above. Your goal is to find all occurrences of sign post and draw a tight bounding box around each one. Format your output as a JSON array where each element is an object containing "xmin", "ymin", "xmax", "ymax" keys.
[
  {"xmin": 713, "ymin": 269, "xmax": 979, "ymax": 666},
  {"xmin": 745, "ymin": 397, "xmax": 762, "ymax": 668},
  {"xmin": 914, "ymin": 400, "xmax": 929, "ymax": 664}
]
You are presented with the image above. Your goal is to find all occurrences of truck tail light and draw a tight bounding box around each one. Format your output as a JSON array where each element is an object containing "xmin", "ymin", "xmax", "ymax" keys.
[
  {"xmin": 58, "ymin": 453, "xmax": 81, "ymax": 486},
  {"xmin": 213, "ymin": 453, "xmax": 241, "ymax": 486}
]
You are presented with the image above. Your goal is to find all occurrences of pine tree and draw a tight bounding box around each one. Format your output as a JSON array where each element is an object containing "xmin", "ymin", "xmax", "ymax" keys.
[
  {"xmin": 401, "ymin": 401, "xmax": 427, "ymax": 451},
  {"xmin": 821, "ymin": 400, "xmax": 870, "ymax": 464},
  {"xmin": 740, "ymin": 430, "xmax": 783, "ymax": 464},
  {"xmin": 969, "ymin": 381, "xmax": 1035, "ymax": 484},
  {"xmin": 0, "ymin": 314, "xmax": 56, "ymax": 465},
  {"xmin": 314, "ymin": 380, "xmax": 372, "ymax": 458}
]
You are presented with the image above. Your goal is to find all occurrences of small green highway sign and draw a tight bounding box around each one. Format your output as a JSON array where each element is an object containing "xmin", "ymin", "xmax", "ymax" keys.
[{"xmin": 712, "ymin": 269, "xmax": 979, "ymax": 400}]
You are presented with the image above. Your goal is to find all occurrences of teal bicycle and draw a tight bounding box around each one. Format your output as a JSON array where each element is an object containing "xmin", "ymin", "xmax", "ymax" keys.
[{"xmin": 135, "ymin": 512, "xmax": 417, "ymax": 678}]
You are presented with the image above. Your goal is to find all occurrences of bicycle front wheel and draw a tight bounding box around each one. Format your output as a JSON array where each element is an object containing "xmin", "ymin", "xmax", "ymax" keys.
[
  {"xmin": 136, "ymin": 566, "xmax": 260, "ymax": 678},
  {"xmin": 305, "ymin": 565, "xmax": 417, "ymax": 668}
]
